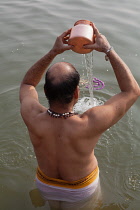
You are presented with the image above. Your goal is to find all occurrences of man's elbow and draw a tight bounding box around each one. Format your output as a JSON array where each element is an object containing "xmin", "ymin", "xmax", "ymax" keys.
[
  {"xmin": 128, "ymin": 85, "xmax": 140, "ymax": 100},
  {"xmin": 132, "ymin": 87, "xmax": 140, "ymax": 99},
  {"xmin": 128, "ymin": 88, "xmax": 140, "ymax": 106}
]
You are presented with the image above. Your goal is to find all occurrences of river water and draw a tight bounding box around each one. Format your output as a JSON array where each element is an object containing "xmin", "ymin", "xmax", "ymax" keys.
[{"xmin": 0, "ymin": 0, "xmax": 140, "ymax": 209}]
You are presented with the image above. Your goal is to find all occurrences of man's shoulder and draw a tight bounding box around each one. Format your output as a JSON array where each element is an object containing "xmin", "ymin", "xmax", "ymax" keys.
[
  {"xmin": 81, "ymin": 105, "xmax": 104, "ymax": 119},
  {"xmin": 20, "ymin": 99, "xmax": 47, "ymax": 124},
  {"xmin": 80, "ymin": 105, "xmax": 108, "ymax": 134}
]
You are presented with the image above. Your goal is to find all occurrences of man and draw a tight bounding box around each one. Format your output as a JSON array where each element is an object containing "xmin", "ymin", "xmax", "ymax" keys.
[{"xmin": 20, "ymin": 25, "xmax": 139, "ymax": 203}]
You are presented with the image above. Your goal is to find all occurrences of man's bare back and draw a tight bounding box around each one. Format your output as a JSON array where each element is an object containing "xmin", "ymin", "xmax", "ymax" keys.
[{"xmin": 22, "ymin": 104, "xmax": 99, "ymax": 181}]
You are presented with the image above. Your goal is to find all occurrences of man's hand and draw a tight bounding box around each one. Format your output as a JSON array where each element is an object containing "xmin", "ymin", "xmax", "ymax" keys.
[
  {"xmin": 84, "ymin": 24, "xmax": 111, "ymax": 53},
  {"xmin": 51, "ymin": 29, "xmax": 73, "ymax": 55}
]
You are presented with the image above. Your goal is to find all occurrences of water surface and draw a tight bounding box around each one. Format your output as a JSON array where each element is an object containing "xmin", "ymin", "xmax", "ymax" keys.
[{"xmin": 0, "ymin": 0, "xmax": 140, "ymax": 209}]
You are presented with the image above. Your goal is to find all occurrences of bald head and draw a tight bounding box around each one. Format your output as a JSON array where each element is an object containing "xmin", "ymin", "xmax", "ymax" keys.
[
  {"xmin": 47, "ymin": 62, "xmax": 77, "ymax": 84},
  {"xmin": 44, "ymin": 62, "xmax": 80, "ymax": 105}
]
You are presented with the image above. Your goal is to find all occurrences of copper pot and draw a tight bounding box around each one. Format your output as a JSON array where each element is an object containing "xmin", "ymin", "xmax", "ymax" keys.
[{"xmin": 68, "ymin": 20, "xmax": 94, "ymax": 54}]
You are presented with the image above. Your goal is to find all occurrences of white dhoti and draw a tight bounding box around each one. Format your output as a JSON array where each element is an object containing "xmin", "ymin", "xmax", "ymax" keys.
[{"xmin": 35, "ymin": 166, "xmax": 100, "ymax": 203}]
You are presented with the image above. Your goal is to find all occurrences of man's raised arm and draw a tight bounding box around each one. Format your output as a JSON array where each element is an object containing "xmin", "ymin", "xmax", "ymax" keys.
[
  {"xmin": 19, "ymin": 29, "xmax": 73, "ymax": 103},
  {"xmin": 84, "ymin": 25, "xmax": 140, "ymax": 132}
]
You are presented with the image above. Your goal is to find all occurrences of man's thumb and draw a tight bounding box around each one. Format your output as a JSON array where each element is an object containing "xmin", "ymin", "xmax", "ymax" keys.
[{"xmin": 83, "ymin": 43, "xmax": 96, "ymax": 49}]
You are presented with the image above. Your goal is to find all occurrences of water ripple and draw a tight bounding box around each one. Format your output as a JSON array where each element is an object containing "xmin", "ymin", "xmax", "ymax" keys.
[
  {"xmin": 0, "ymin": 88, "xmax": 36, "ymax": 169},
  {"xmin": 0, "ymin": 138, "xmax": 36, "ymax": 169}
]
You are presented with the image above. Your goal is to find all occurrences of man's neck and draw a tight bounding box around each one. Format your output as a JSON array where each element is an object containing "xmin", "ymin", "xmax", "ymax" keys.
[{"xmin": 49, "ymin": 102, "xmax": 75, "ymax": 114}]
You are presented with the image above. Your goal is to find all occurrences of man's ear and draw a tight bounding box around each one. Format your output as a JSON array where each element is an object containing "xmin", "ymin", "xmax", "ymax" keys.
[
  {"xmin": 74, "ymin": 86, "xmax": 80, "ymax": 99},
  {"xmin": 44, "ymin": 85, "xmax": 46, "ymax": 95}
]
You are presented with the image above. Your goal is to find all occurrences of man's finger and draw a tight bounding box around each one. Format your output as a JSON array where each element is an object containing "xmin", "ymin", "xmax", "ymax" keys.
[
  {"xmin": 63, "ymin": 40, "xmax": 68, "ymax": 44},
  {"xmin": 83, "ymin": 43, "xmax": 98, "ymax": 50},
  {"xmin": 61, "ymin": 29, "xmax": 71, "ymax": 38},
  {"xmin": 64, "ymin": 45, "xmax": 73, "ymax": 51},
  {"xmin": 64, "ymin": 35, "xmax": 70, "ymax": 40},
  {"xmin": 83, "ymin": 44, "xmax": 93, "ymax": 49},
  {"xmin": 93, "ymin": 26, "xmax": 100, "ymax": 36}
]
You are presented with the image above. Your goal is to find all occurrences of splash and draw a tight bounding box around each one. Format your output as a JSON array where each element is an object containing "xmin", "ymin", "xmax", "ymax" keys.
[{"xmin": 74, "ymin": 96, "xmax": 104, "ymax": 114}]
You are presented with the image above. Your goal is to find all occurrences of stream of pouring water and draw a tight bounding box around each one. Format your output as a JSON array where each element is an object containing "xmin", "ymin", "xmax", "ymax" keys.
[
  {"xmin": 74, "ymin": 52, "xmax": 103, "ymax": 113},
  {"xmin": 84, "ymin": 52, "xmax": 95, "ymax": 106}
]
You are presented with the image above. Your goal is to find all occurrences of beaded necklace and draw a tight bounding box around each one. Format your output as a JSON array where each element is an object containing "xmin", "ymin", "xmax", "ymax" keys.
[{"xmin": 47, "ymin": 109, "xmax": 75, "ymax": 119}]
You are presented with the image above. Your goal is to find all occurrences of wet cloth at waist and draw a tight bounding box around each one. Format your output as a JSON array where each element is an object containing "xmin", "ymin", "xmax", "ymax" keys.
[
  {"xmin": 36, "ymin": 166, "xmax": 99, "ymax": 189},
  {"xmin": 35, "ymin": 166, "xmax": 100, "ymax": 202}
]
